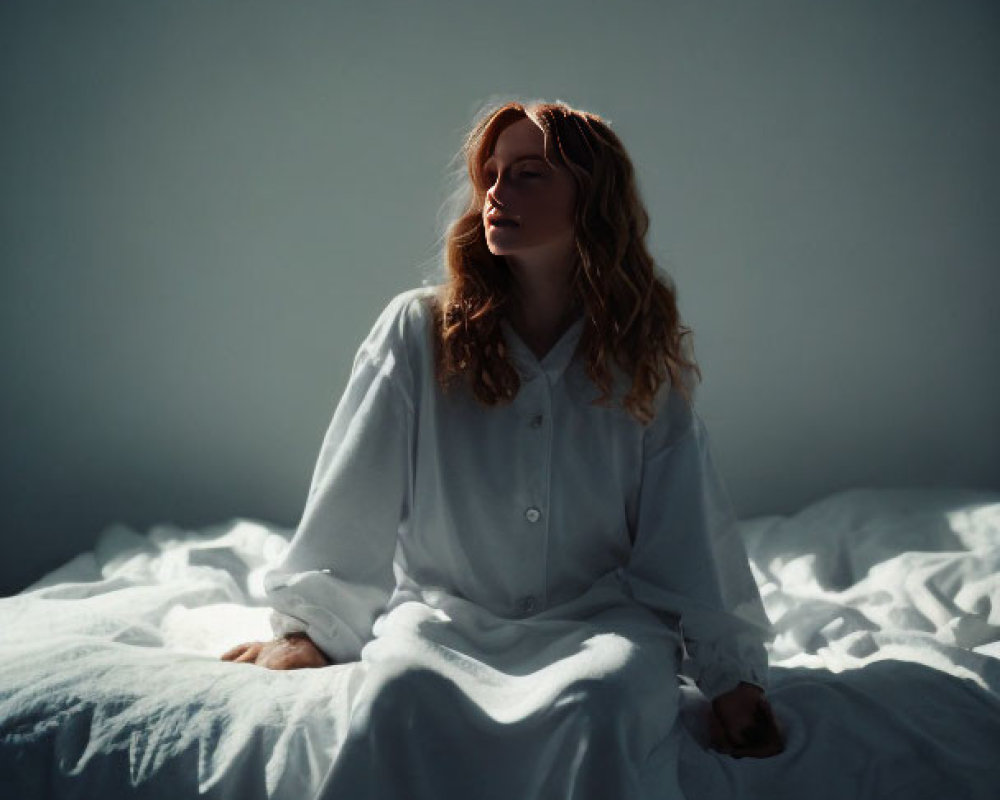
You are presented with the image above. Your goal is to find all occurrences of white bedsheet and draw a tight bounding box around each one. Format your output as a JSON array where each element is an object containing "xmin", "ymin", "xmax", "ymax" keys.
[{"xmin": 1, "ymin": 486, "xmax": 998, "ymax": 799}]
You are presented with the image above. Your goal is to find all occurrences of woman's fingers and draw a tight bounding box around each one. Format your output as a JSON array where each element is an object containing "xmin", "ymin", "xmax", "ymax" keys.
[
  {"xmin": 708, "ymin": 696, "xmax": 785, "ymax": 759},
  {"xmin": 220, "ymin": 642, "xmax": 266, "ymax": 664},
  {"xmin": 234, "ymin": 643, "xmax": 263, "ymax": 664},
  {"xmin": 726, "ymin": 730, "xmax": 786, "ymax": 759},
  {"xmin": 725, "ymin": 703, "xmax": 785, "ymax": 759},
  {"xmin": 220, "ymin": 642, "xmax": 252, "ymax": 661},
  {"xmin": 220, "ymin": 638, "xmax": 333, "ymax": 669}
]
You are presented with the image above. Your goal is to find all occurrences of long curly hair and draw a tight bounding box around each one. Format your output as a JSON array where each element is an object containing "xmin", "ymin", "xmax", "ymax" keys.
[{"xmin": 428, "ymin": 97, "xmax": 701, "ymax": 426}]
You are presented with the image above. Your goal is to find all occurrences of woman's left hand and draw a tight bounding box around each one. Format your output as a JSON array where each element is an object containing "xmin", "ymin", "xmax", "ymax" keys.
[{"xmin": 708, "ymin": 681, "xmax": 785, "ymax": 758}]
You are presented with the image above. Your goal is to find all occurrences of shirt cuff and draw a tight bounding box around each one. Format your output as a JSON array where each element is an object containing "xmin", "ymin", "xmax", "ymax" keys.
[
  {"xmin": 696, "ymin": 659, "xmax": 770, "ymax": 702},
  {"xmin": 268, "ymin": 608, "xmax": 357, "ymax": 664}
]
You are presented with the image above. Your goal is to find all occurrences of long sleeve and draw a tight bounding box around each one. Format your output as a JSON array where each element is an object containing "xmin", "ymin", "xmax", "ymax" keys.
[
  {"xmin": 620, "ymin": 386, "xmax": 774, "ymax": 702},
  {"xmin": 262, "ymin": 299, "xmax": 414, "ymax": 664}
]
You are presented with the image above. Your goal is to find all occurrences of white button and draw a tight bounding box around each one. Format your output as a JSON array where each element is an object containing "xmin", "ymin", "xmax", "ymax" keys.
[
  {"xmin": 530, "ymin": 414, "xmax": 543, "ymax": 428},
  {"xmin": 524, "ymin": 507, "xmax": 541, "ymax": 523}
]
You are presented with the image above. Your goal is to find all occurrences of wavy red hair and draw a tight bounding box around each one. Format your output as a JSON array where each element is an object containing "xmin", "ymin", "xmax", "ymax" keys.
[{"xmin": 428, "ymin": 97, "xmax": 701, "ymax": 425}]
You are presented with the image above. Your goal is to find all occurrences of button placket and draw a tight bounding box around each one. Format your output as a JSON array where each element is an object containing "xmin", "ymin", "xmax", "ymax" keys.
[
  {"xmin": 536, "ymin": 379, "xmax": 555, "ymax": 613},
  {"xmin": 513, "ymin": 377, "xmax": 553, "ymax": 619}
]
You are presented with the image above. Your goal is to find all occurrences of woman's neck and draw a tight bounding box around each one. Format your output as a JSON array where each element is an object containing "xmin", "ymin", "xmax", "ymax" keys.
[
  {"xmin": 503, "ymin": 251, "xmax": 581, "ymax": 359},
  {"xmin": 507, "ymin": 291, "xmax": 581, "ymax": 361}
]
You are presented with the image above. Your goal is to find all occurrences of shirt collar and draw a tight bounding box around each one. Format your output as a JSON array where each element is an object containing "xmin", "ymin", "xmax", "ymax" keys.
[{"xmin": 500, "ymin": 312, "xmax": 586, "ymax": 383}]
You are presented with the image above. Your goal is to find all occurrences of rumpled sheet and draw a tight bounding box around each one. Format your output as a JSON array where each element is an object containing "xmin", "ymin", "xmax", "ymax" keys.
[{"xmin": 1, "ymin": 486, "xmax": 998, "ymax": 799}]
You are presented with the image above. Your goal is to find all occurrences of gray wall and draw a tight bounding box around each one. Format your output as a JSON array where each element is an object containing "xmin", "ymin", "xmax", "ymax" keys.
[{"xmin": 2, "ymin": 0, "xmax": 997, "ymax": 596}]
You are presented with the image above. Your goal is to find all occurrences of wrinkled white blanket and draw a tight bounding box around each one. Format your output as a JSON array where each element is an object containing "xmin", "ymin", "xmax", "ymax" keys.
[{"xmin": 1, "ymin": 486, "xmax": 999, "ymax": 799}]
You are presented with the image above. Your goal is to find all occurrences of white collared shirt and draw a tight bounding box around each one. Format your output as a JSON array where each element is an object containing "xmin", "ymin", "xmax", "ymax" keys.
[{"xmin": 263, "ymin": 285, "xmax": 773, "ymax": 700}]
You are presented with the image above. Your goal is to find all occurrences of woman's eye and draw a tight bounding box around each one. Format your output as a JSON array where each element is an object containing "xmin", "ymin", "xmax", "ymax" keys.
[{"xmin": 482, "ymin": 170, "xmax": 542, "ymax": 186}]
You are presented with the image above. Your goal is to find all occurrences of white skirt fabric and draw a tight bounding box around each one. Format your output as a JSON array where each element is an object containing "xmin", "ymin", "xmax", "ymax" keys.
[{"xmin": 316, "ymin": 578, "xmax": 688, "ymax": 800}]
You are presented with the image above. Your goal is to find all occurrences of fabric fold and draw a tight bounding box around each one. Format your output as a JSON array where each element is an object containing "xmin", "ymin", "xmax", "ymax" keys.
[
  {"xmin": 621, "ymin": 385, "xmax": 774, "ymax": 702},
  {"xmin": 261, "ymin": 295, "xmax": 414, "ymax": 664}
]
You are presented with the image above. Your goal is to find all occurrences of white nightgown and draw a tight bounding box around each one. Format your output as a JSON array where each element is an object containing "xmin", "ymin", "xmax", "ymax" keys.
[{"xmin": 262, "ymin": 285, "xmax": 774, "ymax": 800}]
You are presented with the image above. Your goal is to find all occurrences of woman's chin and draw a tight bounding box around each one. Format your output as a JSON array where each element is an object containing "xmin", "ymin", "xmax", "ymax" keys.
[{"xmin": 486, "ymin": 242, "xmax": 519, "ymax": 256}]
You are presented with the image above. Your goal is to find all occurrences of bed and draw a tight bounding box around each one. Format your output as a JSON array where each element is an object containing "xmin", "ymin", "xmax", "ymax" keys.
[{"xmin": 2, "ymin": 485, "xmax": 998, "ymax": 799}]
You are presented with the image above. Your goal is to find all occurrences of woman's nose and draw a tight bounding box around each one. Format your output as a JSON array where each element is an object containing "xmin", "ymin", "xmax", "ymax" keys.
[{"xmin": 487, "ymin": 176, "xmax": 511, "ymax": 208}]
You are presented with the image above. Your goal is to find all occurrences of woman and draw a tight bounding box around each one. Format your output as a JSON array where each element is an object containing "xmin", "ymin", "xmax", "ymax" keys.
[{"xmin": 222, "ymin": 98, "xmax": 784, "ymax": 797}]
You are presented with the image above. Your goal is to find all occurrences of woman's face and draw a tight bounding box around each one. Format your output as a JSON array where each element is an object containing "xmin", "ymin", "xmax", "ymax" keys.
[{"xmin": 481, "ymin": 117, "xmax": 577, "ymax": 262}]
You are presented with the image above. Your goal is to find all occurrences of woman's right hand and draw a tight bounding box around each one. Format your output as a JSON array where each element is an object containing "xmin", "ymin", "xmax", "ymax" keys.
[{"xmin": 220, "ymin": 632, "xmax": 335, "ymax": 669}]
